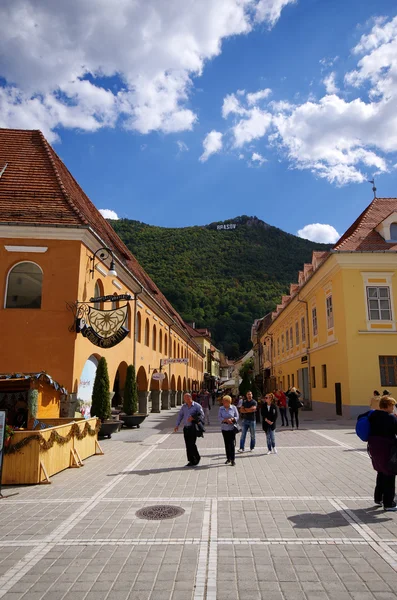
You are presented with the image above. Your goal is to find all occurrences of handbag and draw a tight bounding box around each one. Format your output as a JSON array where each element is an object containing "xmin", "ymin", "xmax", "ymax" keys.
[
  {"xmin": 388, "ymin": 445, "xmax": 397, "ymax": 475},
  {"xmin": 233, "ymin": 424, "xmax": 241, "ymax": 435}
]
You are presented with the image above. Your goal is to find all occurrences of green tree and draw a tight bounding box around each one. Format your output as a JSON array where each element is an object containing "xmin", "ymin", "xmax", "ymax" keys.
[
  {"xmin": 123, "ymin": 365, "xmax": 138, "ymax": 415},
  {"xmin": 91, "ymin": 357, "xmax": 111, "ymax": 421}
]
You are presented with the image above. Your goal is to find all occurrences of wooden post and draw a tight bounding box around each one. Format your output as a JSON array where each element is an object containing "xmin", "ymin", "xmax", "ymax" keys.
[
  {"xmin": 95, "ymin": 440, "xmax": 104, "ymax": 455},
  {"xmin": 69, "ymin": 449, "xmax": 81, "ymax": 468},
  {"xmin": 39, "ymin": 461, "xmax": 51, "ymax": 484}
]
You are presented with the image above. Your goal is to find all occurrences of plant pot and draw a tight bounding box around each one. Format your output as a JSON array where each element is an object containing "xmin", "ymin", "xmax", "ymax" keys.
[
  {"xmin": 120, "ymin": 413, "xmax": 148, "ymax": 429},
  {"xmin": 99, "ymin": 419, "xmax": 123, "ymax": 439}
]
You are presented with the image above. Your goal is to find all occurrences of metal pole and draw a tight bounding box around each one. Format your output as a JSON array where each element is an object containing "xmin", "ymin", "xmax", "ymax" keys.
[{"xmin": 0, "ymin": 410, "xmax": 7, "ymax": 499}]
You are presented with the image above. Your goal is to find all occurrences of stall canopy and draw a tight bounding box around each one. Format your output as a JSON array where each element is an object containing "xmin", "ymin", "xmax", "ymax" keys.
[{"xmin": 219, "ymin": 378, "xmax": 241, "ymax": 389}]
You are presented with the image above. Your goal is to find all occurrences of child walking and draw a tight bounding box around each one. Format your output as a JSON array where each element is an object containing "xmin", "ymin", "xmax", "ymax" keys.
[{"xmin": 261, "ymin": 393, "xmax": 278, "ymax": 454}]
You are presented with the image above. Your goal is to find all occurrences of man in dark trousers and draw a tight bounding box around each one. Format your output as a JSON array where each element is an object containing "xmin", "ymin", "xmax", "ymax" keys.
[
  {"xmin": 238, "ymin": 390, "xmax": 257, "ymax": 452},
  {"xmin": 174, "ymin": 393, "xmax": 204, "ymax": 467}
]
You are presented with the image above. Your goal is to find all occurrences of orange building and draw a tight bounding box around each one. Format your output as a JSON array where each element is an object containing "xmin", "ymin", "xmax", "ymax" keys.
[{"xmin": 0, "ymin": 128, "xmax": 204, "ymax": 417}]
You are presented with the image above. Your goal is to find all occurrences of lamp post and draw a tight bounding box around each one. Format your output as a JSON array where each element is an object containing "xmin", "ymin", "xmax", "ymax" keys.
[{"xmin": 89, "ymin": 247, "xmax": 117, "ymax": 279}]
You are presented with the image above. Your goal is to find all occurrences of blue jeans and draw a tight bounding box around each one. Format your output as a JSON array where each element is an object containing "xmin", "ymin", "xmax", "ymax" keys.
[
  {"xmin": 266, "ymin": 429, "xmax": 275, "ymax": 451},
  {"xmin": 240, "ymin": 419, "xmax": 256, "ymax": 450}
]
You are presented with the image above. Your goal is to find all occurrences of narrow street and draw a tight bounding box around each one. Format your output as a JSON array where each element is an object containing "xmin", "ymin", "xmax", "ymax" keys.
[{"xmin": 1, "ymin": 410, "xmax": 397, "ymax": 600}]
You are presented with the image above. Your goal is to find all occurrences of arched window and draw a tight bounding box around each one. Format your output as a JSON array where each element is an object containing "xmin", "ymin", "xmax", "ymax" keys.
[
  {"xmin": 136, "ymin": 311, "xmax": 142, "ymax": 343},
  {"xmin": 174, "ymin": 341, "xmax": 176, "ymax": 358},
  {"xmin": 94, "ymin": 280, "xmax": 104, "ymax": 310},
  {"xmin": 144, "ymin": 319, "xmax": 150, "ymax": 346},
  {"xmin": 159, "ymin": 330, "xmax": 163, "ymax": 354},
  {"xmin": 127, "ymin": 304, "xmax": 132, "ymax": 338},
  {"xmin": 5, "ymin": 262, "xmax": 43, "ymax": 309},
  {"xmin": 164, "ymin": 334, "xmax": 168, "ymax": 356},
  {"xmin": 112, "ymin": 292, "xmax": 119, "ymax": 309},
  {"xmin": 390, "ymin": 223, "xmax": 397, "ymax": 240},
  {"xmin": 152, "ymin": 325, "xmax": 157, "ymax": 351}
]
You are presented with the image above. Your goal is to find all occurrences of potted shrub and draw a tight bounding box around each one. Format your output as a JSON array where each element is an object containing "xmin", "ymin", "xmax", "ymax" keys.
[
  {"xmin": 91, "ymin": 357, "xmax": 122, "ymax": 438},
  {"xmin": 121, "ymin": 365, "xmax": 148, "ymax": 428}
]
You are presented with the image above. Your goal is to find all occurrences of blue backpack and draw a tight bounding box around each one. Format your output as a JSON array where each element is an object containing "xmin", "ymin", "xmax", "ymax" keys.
[{"xmin": 355, "ymin": 410, "xmax": 374, "ymax": 442}]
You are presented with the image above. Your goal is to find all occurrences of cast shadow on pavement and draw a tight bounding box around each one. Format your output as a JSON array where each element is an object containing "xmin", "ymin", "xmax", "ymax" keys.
[
  {"xmin": 107, "ymin": 464, "xmax": 216, "ymax": 476},
  {"xmin": 288, "ymin": 508, "xmax": 391, "ymax": 528}
]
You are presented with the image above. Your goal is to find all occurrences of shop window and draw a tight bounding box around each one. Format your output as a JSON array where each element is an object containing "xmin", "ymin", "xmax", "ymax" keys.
[
  {"xmin": 5, "ymin": 262, "xmax": 43, "ymax": 309},
  {"xmin": 322, "ymin": 364, "xmax": 327, "ymax": 388},
  {"xmin": 326, "ymin": 295, "xmax": 334, "ymax": 329},
  {"xmin": 152, "ymin": 325, "xmax": 157, "ymax": 351},
  {"xmin": 311, "ymin": 366, "xmax": 316, "ymax": 388},
  {"xmin": 367, "ymin": 286, "xmax": 392, "ymax": 321},
  {"xmin": 144, "ymin": 318, "xmax": 150, "ymax": 346},
  {"xmin": 136, "ymin": 311, "xmax": 142, "ymax": 343},
  {"xmin": 379, "ymin": 356, "xmax": 397, "ymax": 386},
  {"xmin": 312, "ymin": 307, "xmax": 318, "ymax": 336}
]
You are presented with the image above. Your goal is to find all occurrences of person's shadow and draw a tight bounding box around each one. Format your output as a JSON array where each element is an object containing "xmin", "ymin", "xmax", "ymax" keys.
[
  {"xmin": 288, "ymin": 508, "xmax": 391, "ymax": 529},
  {"xmin": 107, "ymin": 464, "xmax": 216, "ymax": 476}
]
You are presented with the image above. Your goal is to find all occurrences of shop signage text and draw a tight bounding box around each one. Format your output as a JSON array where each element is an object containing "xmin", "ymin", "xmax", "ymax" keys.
[{"xmin": 161, "ymin": 358, "xmax": 189, "ymax": 366}]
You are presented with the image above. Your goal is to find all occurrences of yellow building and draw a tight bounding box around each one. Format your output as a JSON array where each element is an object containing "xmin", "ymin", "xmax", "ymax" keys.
[
  {"xmin": 0, "ymin": 128, "xmax": 204, "ymax": 418},
  {"xmin": 254, "ymin": 197, "xmax": 397, "ymax": 418}
]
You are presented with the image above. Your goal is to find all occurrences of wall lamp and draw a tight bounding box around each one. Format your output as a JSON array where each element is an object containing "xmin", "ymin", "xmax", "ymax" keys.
[{"xmin": 90, "ymin": 247, "xmax": 118, "ymax": 279}]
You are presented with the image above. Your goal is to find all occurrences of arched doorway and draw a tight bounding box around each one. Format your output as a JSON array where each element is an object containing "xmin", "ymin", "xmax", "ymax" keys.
[
  {"xmin": 77, "ymin": 354, "xmax": 101, "ymax": 417},
  {"xmin": 183, "ymin": 377, "xmax": 187, "ymax": 392},
  {"xmin": 136, "ymin": 366, "xmax": 149, "ymax": 414},
  {"xmin": 170, "ymin": 374, "xmax": 176, "ymax": 408},
  {"xmin": 150, "ymin": 370, "xmax": 161, "ymax": 413},
  {"xmin": 161, "ymin": 372, "xmax": 170, "ymax": 410},
  {"xmin": 113, "ymin": 361, "xmax": 128, "ymax": 408},
  {"xmin": 176, "ymin": 375, "xmax": 182, "ymax": 406}
]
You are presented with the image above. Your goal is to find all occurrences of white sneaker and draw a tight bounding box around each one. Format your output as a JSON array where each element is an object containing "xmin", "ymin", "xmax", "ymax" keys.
[
  {"xmin": 250, "ymin": 448, "xmax": 255, "ymax": 452},
  {"xmin": 265, "ymin": 450, "xmax": 271, "ymax": 455},
  {"xmin": 238, "ymin": 448, "xmax": 244, "ymax": 453},
  {"xmin": 273, "ymin": 448, "xmax": 278, "ymax": 454}
]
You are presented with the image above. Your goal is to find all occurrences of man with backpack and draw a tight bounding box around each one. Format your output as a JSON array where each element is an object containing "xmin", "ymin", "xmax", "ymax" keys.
[{"xmin": 174, "ymin": 393, "xmax": 204, "ymax": 467}]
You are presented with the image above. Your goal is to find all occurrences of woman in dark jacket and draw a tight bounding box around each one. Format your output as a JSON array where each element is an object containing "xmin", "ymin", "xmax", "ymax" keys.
[
  {"xmin": 261, "ymin": 393, "xmax": 278, "ymax": 455},
  {"xmin": 368, "ymin": 396, "xmax": 397, "ymax": 511},
  {"xmin": 287, "ymin": 387, "xmax": 302, "ymax": 430}
]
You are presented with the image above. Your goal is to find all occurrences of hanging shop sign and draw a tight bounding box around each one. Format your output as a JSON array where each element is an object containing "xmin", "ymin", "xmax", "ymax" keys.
[
  {"xmin": 89, "ymin": 293, "xmax": 132, "ymax": 303},
  {"xmin": 152, "ymin": 372, "xmax": 166, "ymax": 381},
  {"xmin": 78, "ymin": 305, "xmax": 129, "ymax": 348},
  {"xmin": 161, "ymin": 358, "xmax": 189, "ymax": 366}
]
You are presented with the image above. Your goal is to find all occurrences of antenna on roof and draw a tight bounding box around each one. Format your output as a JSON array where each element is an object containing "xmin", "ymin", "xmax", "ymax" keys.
[
  {"xmin": 368, "ymin": 177, "xmax": 377, "ymax": 199},
  {"xmin": 0, "ymin": 163, "xmax": 8, "ymax": 180}
]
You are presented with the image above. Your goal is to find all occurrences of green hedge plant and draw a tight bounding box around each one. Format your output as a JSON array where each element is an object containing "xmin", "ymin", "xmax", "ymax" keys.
[
  {"xmin": 91, "ymin": 357, "xmax": 111, "ymax": 422},
  {"xmin": 123, "ymin": 365, "xmax": 138, "ymax": 415}
]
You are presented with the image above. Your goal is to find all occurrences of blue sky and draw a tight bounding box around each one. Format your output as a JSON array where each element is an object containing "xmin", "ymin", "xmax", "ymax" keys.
[{"xmin": 1, "ymin": 0, "xmax": 397, "ymax": 243}]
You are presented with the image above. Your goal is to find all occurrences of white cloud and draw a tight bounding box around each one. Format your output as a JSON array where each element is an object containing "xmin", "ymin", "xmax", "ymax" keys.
[
  {"xmin": 176, "ymin": 140, "xmax": 189, "ymax": 152},
  {"xmin": 99, "ymin": 209, "xmax": 119, "ymax": 220},
  {"xmin": 233, "ymin": 107, "xmax": 272, "ymax": 147},
  {"xmin": 199, "ymin": 130, "xmax": 223, "ymax": 162},
  {"xmin": 247, "ymin": 88, "xmax": 272, "ymax": 105},
  {"xmin": 251, "ymin": 152, "xmax": 267, "ymax": 165},
  {"xmin": 297, "ymin": 223, "xmax": 340, "ymax": 244},
  {"xmin": 0, "ymin": 0, "xmax": 295, "ymax": 140},
  {"xmin": 323, "ymin": 72, "xmax": 339, "ymax": 94}
]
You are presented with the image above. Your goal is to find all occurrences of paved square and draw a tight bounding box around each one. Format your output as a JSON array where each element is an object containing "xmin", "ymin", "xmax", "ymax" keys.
[{"xmin": 1, "ymin": 410, "xmax": 397, "ymax": 599}]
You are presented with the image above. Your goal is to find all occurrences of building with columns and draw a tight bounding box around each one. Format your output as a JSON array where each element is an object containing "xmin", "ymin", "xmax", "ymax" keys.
[{"xmin": 0, "ymin": 128, "xmax": 204, "ymax": 417}]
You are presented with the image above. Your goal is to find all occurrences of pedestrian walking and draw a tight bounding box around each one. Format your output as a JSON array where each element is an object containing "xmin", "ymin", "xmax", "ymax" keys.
[
  {"xmin": 370, "ymin": 390, "xmax": 381, "ymax": 410},
  {"xmin": 274, "ymin": 388, "xmax": 288, "ymax": 426},
  {"xmin": 288, "ymin": 387, "xmax": 302, "ymax": 430},
  {"xmin": 368, "ymin": 396, "xmax": 397, "ymax": 511},
  {"xmin": 261, "ymin": 393, "xmax": 278, "ymax": 454},
  {"xmin": 238, "ymin": 391, "xmax": 257, "ymax": 452},
  {"xmin": 219, "ymin": 395, "xmax": 239, "ymax": 466},
  {"xmin": 200, "ymin": 390, "xmax": 211, "ymax": 425},
  {"xmin": 174, "ymin": 393, "xmax": 204, "ymax": 467}
]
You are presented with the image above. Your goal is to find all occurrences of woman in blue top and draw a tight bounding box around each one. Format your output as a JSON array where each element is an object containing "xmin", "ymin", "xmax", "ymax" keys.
[{"xmin": 219, "ymin": 395, "xmax": 239, "ymax": 466}]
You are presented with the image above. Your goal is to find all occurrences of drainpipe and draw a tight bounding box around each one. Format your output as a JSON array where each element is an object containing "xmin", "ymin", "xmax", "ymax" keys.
[
  {"xmin": 297, "ymin": 295, "xmax": 312, "ymax": 409},
  {"xmin": 133, "ymin": 288, "xmax": 143, "ymax": 367}
]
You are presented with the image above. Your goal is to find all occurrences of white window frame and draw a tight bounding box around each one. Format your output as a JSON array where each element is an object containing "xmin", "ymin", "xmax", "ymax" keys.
[
  {"xmin": 286, "ymin": 330, "xmax": 289, "ymax": 351},
  {"xmin": 295, "ymin": 321, "xmax": 300, "ymax": 346},
  {"xmin": 361, "ymin": 272, "xmax": 395, "ymax": 331},
  {"xmin": 366, "ymin": 287, "xmax": 392, "ymax": 321},
  {"xmin": 301, "ymin": 317, "xmax": 306, "ymax": 343},
  {"xmin": 4, "ymin": 260, "xmax": 43, "ymax": 309},
  {"xmin": 290, "ymin": 326, "xmax": 293, "ymax": 349},
  {"xmin": 312, "ymin": 307, "xmax": 318, "ymax": 337},
  {"xmin": 326, "ymin": 294, "xmax": 334, "ymax": 329}
]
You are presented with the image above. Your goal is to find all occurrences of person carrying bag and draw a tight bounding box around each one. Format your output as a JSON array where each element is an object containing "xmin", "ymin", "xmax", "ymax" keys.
[{"xmin": 219, "ymin": 394, "xmax": 239, "ymax": 466}]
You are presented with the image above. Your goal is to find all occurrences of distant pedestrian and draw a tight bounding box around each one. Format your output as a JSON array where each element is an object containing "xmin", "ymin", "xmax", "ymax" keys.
[
  {"xmin": 370, "ymin": 390, "xmax": 381, "ymax": 410},
  {"xmin": 261, "ymin": 393, "xmax": 278, "ymax": 454},
  {"xmin": 174, "ymin": 393, "xmax": 204, "ymax": 467},
  {"xmin": 238, "ymin": 391, "xmax": 257, "ymax": 452},
  {"xmin": 200, "ymin": 390, "xmax": 211, "ymax": 425},
  {"xmin": 219, "ymin": 395, "xmax": 239, "ymax": 466},
  {"xmin": 274, "ymin": 388, "xmax": 288, "ymax": 426},
  {"xmin": 368, "ymin": 397, "xmax": 397, "ymax": 511},
  {"xmin": 288, "ymin": 387, "xmax": 302, "ymax": 430}
]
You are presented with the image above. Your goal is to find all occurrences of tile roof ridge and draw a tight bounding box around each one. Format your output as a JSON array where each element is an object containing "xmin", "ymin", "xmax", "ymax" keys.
[{"xmin": 37, "ymin": 130, "xmax": 89, "ymax": 226}]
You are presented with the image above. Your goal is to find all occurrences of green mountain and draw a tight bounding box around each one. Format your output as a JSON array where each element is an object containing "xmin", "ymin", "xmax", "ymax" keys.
[{"xmin": 111, "ymin": 216, "xmax": 330, "ymax": 358}]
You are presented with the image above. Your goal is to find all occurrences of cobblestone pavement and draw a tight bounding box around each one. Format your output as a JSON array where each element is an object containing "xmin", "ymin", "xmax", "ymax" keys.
[{"xmin": 1, "ymin": 410, "xmax": 397, "ymax": 600}]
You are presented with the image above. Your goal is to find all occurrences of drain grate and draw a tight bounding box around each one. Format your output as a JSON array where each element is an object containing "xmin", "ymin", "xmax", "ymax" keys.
[{"xmin": 136, "ymin": 505, "xmax": 185, "ymax": 520}]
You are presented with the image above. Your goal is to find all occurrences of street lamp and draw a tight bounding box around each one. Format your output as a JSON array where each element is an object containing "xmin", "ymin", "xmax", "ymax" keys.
[{"xmin": 90, "ymin": 247, "xmax": 118, "ymax": 279}]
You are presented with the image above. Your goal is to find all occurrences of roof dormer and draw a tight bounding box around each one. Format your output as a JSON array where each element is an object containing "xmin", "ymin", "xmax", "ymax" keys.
[{"xmin": 376, "ymin": 212, "xmax": 397, "ymax": 243}]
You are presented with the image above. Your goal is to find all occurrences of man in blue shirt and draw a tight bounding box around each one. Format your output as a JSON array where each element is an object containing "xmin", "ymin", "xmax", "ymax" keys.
[{"xmin": 174, "ymin": 393, "xmax": 204, "ymax": 466}]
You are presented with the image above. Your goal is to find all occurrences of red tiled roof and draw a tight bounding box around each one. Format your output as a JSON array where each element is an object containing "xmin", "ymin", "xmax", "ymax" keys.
[
  {"xmin": 0, "ymin": 128, "xmax": 199, "ymax": 346},
  {"xmin": 333, "ymin": 197, "xmax": 397, "ymax": 251}
]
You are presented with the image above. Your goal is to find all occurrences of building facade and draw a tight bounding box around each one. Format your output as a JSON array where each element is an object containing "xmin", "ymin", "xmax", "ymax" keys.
[
  {"xmin": 253, "ymin": 197, "xmax": 397, "ymax": 418},
  {"xmin": 0, "ymin": 129, "xmax": 204, "ymax": 416}
]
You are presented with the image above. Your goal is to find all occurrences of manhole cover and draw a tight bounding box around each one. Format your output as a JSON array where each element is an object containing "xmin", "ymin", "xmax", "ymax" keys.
[{"xmin": 136, "ymin": 505, "xmax": 185, "ymax": 520}]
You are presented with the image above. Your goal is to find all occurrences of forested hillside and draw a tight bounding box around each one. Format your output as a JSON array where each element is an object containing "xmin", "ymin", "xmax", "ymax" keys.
[{"xmin": 112, "ymin": 216, "xmax": 330, "ymax": 358}]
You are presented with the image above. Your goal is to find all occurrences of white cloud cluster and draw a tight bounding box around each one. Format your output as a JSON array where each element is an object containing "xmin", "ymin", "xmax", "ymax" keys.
[
  {"xmin": 0, "ymin": 0, "xmax": 295, "ymax": 142},
  {"xmin": 251, "ymin": 152, "xmax": 267, "ymax": 165},
  {"xmin": 297, "ymin": 223, "xmax": 340, "ymax": 244},
  {"xmin": 200, "ymin": 131, "xmax": 223, "ymax": 162},
  {"xmin": 209, "ymin": 16, "xmax": 397, "ymax": 185},
  {"xmin": 99, "ymin": 209, "xmax": 119, "ymax": 220}
]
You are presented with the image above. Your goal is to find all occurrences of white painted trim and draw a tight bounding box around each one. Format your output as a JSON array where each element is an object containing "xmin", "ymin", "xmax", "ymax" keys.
[
  {"xmin": 95, "ymin": 264, "xmax": 107, "ymax": 277},
  {"xmin": 137, "ymin": 301, "xmax": 143, "ymax": 309},
  {"xmin": 145, "ymin": 309, "xmax": 151, "ymax": 315},
  {"xmin": 361, "ymin": 272, "xmax": 396, "ymax": 331},
  {"xmin": 112, "ymin": 279, "xmax": 122, "ymax": 290},
  {"xmin": 4, "ymin": 245, "xmax": 48, "ymax": 253},
  {"xmin": 153, "ymin": 316, "xmax": 158, "ymax": 321}
]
